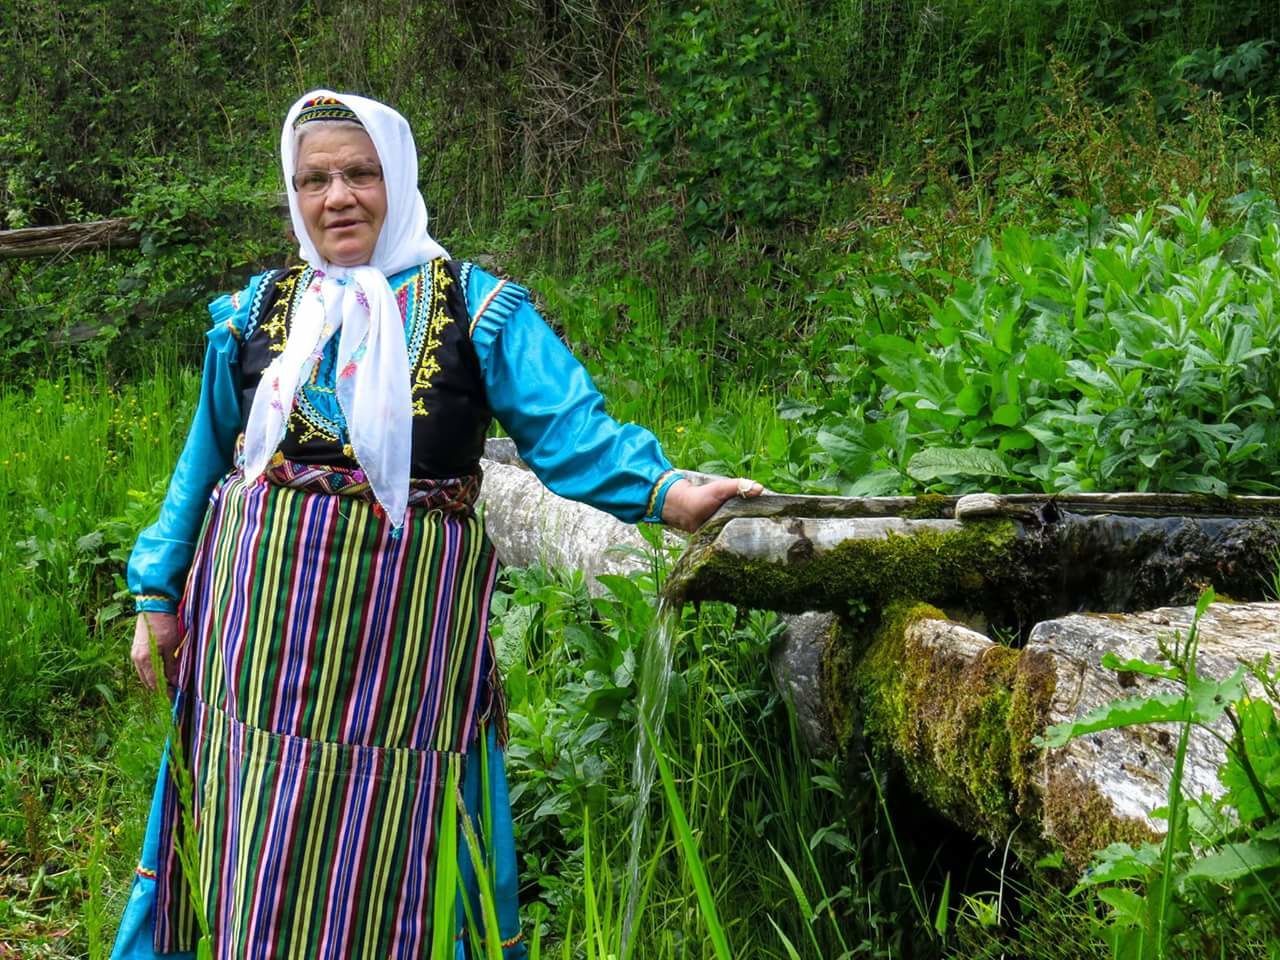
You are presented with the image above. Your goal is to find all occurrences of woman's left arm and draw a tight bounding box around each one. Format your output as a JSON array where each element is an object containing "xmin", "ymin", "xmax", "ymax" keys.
[{"xmin": 467, "ymin": 268, "xmax": 756, "ymax": 531}]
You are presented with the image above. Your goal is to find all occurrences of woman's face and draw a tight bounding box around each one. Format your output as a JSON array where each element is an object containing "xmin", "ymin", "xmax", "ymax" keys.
[{"xmin": 295, "ymin": 125, "xmax": 387, "ymax": 267}]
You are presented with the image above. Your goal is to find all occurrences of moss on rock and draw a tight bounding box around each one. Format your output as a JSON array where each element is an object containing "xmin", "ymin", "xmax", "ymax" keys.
[
  {"xmin": 673, "ymin": 519, "xmax": 1027, "ymax": 619},
  {"xmin": 1041, "ymin": 769, "xmax": 1158, "ymax": 868},
  {"xmin": 835, "ymin": 601, "xmax": 1058, "ymax": 849}
]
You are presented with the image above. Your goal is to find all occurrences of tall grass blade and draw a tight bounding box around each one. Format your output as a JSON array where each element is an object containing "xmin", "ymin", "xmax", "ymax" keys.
[
  {"xmin": 430, "ymin": 760, "xmax": 461, "ymax": 960},
  {"xmin": 767, "ymin": 916, "xmax": 803, "ymax": 960},
  {"xmin": 456, "ymin": 785, "xmax": 504, "ymax": 960},
  {"xmin": 642, "ymin": 714, "xmax": 733, "ymax": 960},
  {"xmin": 84, "ymin": 769, "xmax": 109, "ymax": 959},
  {"xmin": 619, "ymin": 819, "xmax": 668, "ymax": 960},
  {"xmin": 933, "ymin": 871, "xmax": 951, "ymax": 940},
  {"xmin": 867, "ymin": 755, "xmax": 931, "ymax": 933},
  {"xmin": 150, "ymin": 633, "xmax": 212, "ymax": 954},
  {"xmin": 766, "ymin": 840, "xmax": 822, "ymax": 955}
]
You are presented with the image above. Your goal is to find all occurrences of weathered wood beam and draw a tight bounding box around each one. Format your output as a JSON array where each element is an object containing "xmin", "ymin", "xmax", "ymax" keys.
[
  {"xmin": 706, "ymin": 489, "xmax": 1280, "ymax": 525},
  {"xmin": 0, "ymin": 218, "xmax": 139, "ymax": 259},
  {"xmin": 667, "ymin": 511, "xmax": 1280, "ymax": 617}
]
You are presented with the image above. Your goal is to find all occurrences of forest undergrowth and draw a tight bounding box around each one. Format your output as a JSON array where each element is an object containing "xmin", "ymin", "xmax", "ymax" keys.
[{"xmin": 5, "ymin": 0, "xmax": 1280, "ymax": 956}]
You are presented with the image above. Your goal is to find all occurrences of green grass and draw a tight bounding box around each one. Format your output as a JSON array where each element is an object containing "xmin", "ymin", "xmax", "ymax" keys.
[
  {"xmin": 0, "ymin": 353, "xmax": 193, "ymax": 955},
  {"xmin": 0, "ymin": 350, "xmax": 946, "ymax": 958},
  {"xmin": 0, "ymin": 357, "xmax": 195, "ymax": 736}
]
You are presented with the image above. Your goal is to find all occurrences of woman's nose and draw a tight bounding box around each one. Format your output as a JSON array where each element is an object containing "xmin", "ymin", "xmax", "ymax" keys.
[{"xmin": 323, "ymin": 176, "xmax": 357, "ymax": 205}]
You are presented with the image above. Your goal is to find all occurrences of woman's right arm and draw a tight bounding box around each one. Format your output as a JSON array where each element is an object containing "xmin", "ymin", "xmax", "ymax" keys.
[{"xmin": 127, "ymin": 276, "xmax": 268, "ymax": 688}]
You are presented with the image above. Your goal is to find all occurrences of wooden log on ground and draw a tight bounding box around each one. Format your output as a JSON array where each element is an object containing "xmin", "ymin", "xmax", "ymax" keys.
[
  {"xmin": 0, "ymin": 218, "xmax": 138, "ymax": 259},
  {"xmin": 706, "ymin": 490, "xmax": 1280, "ymax": 524}
]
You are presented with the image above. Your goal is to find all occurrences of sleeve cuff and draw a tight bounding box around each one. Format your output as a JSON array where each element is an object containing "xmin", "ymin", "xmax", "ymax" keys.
[
  {"xmin": 134, "ymin": 594, "xmax": 178, "ymax": 615},
  {"xmin": 644, "ymin": 470, "xmax": 684, "ymax": 524}
]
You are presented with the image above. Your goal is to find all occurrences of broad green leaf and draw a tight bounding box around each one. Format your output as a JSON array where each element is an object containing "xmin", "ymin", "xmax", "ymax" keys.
[
  {"xmin": 997, "ymin": 429, "xmax": 1038, "ymax": 452},
  {"xmin": 955, "ymin": 385, "xmax": 985, "ymax": 417},
  {"xmin": 1025, "ymin": 343, "xmax": 1065, "ymax": 382},
  {"xmin": 1220, "ymin": 698, "xmax": 1280, "ymax": 822},
  {"xmin": 866, "ymin": 333, "xmax": 919, "ymax": 361},
  {"xmin": 991, "ymin": 403, "xmax": 1022, "ymax": 427},
  {"xmin": 1071, "ymin": 842, "xmax": 1161, "ymax": 893},
  {"xmin": 1097, "ymin": 887, "xmax": 1146, "ymax": 927},
  {"xmin": 906, "ymin": 447, "xmax": 1011, "ymax": 482},
  {"xmin": 817, "ymin": 426, "xmax": 872, "ymax": 469},
  {"xmin": 972, "ymin": 237, "xmax": 994, "ymax": 277},
  {"xmin": 1180, "ymin": 841, "xmax": 1280, "ymax": 885},
  {"xmin": 583, "ymin": 686, "xmax": 631, "ymax": 720},
  {"xmin": 1099, "ymin": 652, "xmax": 1180, "ymax": 681},
  {"xmin": 845, "ymin": 469, "xmax": 903, "ymax": 497},
  {"xmin": 1040, "ymin": 667, "xmax": 1245, "ymax": 748},
  {"xmin": 595, "ymin": 573, "xmax": 645, "ymax": 609},
  {"xmin": 1037, "ymin": 692, "xmax": 1195, "ymax": 747},
  {"xmin": 1167, "ymin": 473, "xmax": 1229, "ymax": 496},
  {"xmin": 1186, "ymin": 667, "xmax": 1246, "ymax": 726},
  {"xmin": 777, "ymin": 397, "xmax": 818, "ymax": 421}
]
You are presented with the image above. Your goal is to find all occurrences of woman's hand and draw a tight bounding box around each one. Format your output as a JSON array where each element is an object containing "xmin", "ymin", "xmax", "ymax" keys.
[
  {"xmin": 661, "ymin": 477, "xmax": 764, "ymax": 533},
  {"xmin": 131, "ymin": 612, "xmax": 181, "ymax": 694}
]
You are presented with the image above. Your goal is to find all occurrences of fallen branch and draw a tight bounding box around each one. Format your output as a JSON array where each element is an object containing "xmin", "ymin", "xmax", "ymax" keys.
[{"xmin": 0, "ymin": 218, "xmax": 138, "ymax": 259}]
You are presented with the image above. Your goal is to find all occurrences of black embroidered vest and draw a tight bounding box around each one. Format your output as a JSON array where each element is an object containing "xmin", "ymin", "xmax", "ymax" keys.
[{"xmin": 238, "ymin": 260, "xmax": 491, "ymax": 479}]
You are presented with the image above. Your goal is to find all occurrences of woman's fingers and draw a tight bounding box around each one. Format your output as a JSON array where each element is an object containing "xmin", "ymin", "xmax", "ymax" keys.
[
  {"xmin": 708, "ymin": 477, "xmax": 764, "ymax": 502},
  {"xmin": 131, "ymin": 635, "xmax": 156, "ymax": 691},
  {"xmin": 131, "ymin": 613, "xmax": 180, "ymax": 693},
  {"xmin": 661, "ymin": 476, "xmax": 765, "ymax": 532}
]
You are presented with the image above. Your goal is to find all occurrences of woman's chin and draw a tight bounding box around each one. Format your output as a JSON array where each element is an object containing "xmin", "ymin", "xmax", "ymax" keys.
[
  {"xmin": 323, "ymin": 245, "xmax": 374, "ymax": 267},
  {"xmin": 314, "ymin": 227, "xmax": 378, "ymax": 267}
]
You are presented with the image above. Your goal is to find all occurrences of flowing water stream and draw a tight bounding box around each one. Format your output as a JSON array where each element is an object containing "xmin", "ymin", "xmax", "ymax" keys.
[{"xmin": 619, "ymin": 593, "xmax": 680, "ymax": 954}]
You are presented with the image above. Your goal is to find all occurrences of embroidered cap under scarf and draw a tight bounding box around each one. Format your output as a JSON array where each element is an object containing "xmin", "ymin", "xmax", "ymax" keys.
[{"xmin": 241, "ymin": 90, "xmax": 449, "ymax": 528}]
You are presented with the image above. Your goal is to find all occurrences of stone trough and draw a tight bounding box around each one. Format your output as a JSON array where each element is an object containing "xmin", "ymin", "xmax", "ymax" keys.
[
  {"xmin": 667, "ymin": 491, "xmax": 1280, "ymax": 866},
  {"xmin": 477, "ymin": 442, "xmax": 1280, "ymax": 868}
]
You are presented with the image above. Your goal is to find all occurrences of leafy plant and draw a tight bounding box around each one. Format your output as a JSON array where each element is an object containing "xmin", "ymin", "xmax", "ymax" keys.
[
  {"xmin": 1037, "ymin": 589, "xmax": 1280, "ymax": 957},
  {"xmin": 629, "ymin": 0, "xmax": 835, "ymax": 237},
  {"xmin": 800, "ymin": 195, "xmax": 1280, "ymax": 497}
]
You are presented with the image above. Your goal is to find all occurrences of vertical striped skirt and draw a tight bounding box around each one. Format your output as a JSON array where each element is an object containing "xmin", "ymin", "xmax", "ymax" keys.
[{"xmin": 114, "ymin": 467, "xmax": 525, "ymax": 959}]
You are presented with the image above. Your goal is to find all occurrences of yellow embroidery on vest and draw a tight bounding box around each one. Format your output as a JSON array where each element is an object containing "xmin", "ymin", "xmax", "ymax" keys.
[
  {"xmin": 411, "ymin": 260, "xmax": 453, "ymax": 417},
  {"xmin": 290, "ymin": 409, "xmax": 338, "ymax": 445},
  {"xmin": 261, "ymin": 267, "xmax": 305, "ymax": 354}
]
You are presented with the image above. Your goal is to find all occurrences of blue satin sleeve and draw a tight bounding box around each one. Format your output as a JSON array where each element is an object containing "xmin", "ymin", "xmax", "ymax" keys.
[
  {"xmin": 464, "ymin": 265, "xmax": 682, "ymax": 524},
  {"xmin": 126, "ymin": 277, "xmax": 265, "ymax": 612}
]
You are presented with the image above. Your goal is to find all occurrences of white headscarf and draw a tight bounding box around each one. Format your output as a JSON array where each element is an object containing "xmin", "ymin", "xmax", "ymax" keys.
[{"xmin": 241, "ymin": 90, "xmax": 449, "ymax": 527}]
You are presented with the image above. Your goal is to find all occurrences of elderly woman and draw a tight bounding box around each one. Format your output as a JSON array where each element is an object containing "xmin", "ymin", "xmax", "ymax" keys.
[{"xmin": 111, "ymin": 91, "xmax": 759, "ymax": 959}]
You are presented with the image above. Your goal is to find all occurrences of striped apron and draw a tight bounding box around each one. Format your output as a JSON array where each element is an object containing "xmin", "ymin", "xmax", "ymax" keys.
[{"xmin": 136, "ymin": 463, "xmax": 522, "ymax": 958}]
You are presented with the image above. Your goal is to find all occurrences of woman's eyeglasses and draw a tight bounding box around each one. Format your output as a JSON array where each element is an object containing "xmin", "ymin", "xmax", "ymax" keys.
[{"xmin": 292, "ymin": 165, "xmax": 383, "ymax": 195}]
